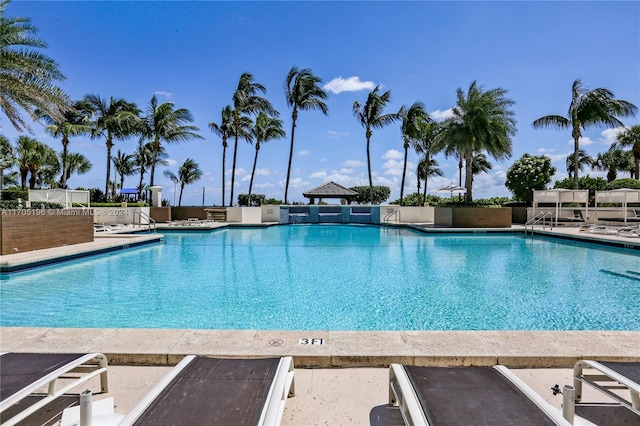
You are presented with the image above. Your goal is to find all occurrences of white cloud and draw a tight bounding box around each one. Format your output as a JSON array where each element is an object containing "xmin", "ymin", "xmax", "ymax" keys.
[
  {"xmin": 382, "ymin": 158, "xmax": 411, "ymax": 176},
  {"xmin": 568, "ymin": 136, "xmax": 594, "ymax": 146},
  {"xmin": 323, "ymin": 76, "xmax": 376, "ymax": 94},
  {"xmin": 343, "ymin": 159, "xmax": 366, "ymax": 167},
  {"xmin": 537, "ymin": 148, "xmax": 555, "ymax": 153},
  {"xmin": 254, "ymin": 182, "xmax": 274, "ymax": 189},
  {"xmin": 600, "ymin": 127, "xmax": 625, "ymax": 145},
  {"xmin": 298, "ymin": 149, "xmax": 311, "ymax": 156},
  {"xmin": 153, "ymin": 91, "xmax": 173, "ymax": 99},
  {"xmin": 328, "ymin": 130, "xmax": 350, "ymax": 139},
  {"xmin": 546, "ymin": 152, "xmax": 572, "ymax": 163},
  {"xmin": 430, "ymin": 108, "xmax": 454, "ymax": 121},
  {"xmin": 339, "ymin": 168, "xmax": 354, "ymax": 174},
  {"xmin": 383, "ymin": 149, "xmax": 403, "ymax": 160},
  {"xmin": 166, "ymin": 158, "xmax": 178, "ymax": 167},
  {"xmin": 309, "ymin": 171, "xmax": 327, "ymax": 179},
  {"xmin": 255, "ymin": 168, "xmax": 270, "ymax": 176}
]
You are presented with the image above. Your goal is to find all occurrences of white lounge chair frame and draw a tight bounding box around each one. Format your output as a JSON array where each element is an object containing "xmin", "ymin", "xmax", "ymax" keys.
[
  {"xmin": 119, "ymin": 355, "xmax": 295, "ymax": 426},
  {"xmin": 0, "ymin": 352, "xmax": 109, "ymax": 426},
  {"xmin": 573, "ymin": 360, "xmax": 640, "ymax": 415},
  {"xmin": 388, "ymin": 364, "xmax": 573, "ymax": 426}
]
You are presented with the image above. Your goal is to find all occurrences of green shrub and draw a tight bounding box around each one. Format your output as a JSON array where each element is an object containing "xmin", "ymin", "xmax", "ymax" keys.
[
  {"xmin": 604, "ymin": 178, "xmax": 640, "ymax": 190},
  {"xmin": 505, "ymin": 154, "xmax": 556, "ymax": 203},
  {"xmin": 554, "ymin": 175, "xmax": 608, "ymax": 203},
  {"xmin": 1, "ymin": 187, "xmax": 28, "ymax": 201},
  {"xmin": 349, "ymin": 186, "xmax": 390, "ymax": 204},
  {"xmin": 238, "ymin": 194, "xmax": 265, "ymax": 206}
]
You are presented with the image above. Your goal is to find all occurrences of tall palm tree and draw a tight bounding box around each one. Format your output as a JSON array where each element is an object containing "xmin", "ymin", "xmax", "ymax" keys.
[
  {"xmin": 230, "ymin": 72, "xmax": 276, "ymax": 206},
  {"xmin": 61, "ymin": 152, "xmax": 91, "ymax": 186},
  {"xmin": 39, "ymin": 101, "xmax": 91, "ymax": 188},
  {"xmin": 532, "ymin": 78, "xmax": 637, "ymax": 189},
  {"xmin": 15, "ymin": 135, "xmax": 56, "ymax": 189},
  {"xmin": 112, "ymin": 149, "xmax": 137, "ymax": 192},
  {"xmin": 614, "ymin": 125, "xmax": 640, "ymax": 180},
  {"xmin": 248, "ymin": 112, "xmax": 285, "ymax": 206},
  {"xmin": 82, "ymin": 94, "xmax": 140, "ymax": 198},
  {"xmin": 565, "ymin": 148, "xmax": 593, "ymax": 179},
  {"xmin": 0, "ymin": 0, "xmax": 70, "ymax": 132},
  {"xmin": 209, "ymin": 105, "xmax": 234, "ymax": 206},
  {"xmin": 417, "ymin": 157, "xmax": 443, "ymax": 200},
  {"xmin": 413, "ymin": 118, "xmax": 444, "ymax": 197},
  {"xmin": 592, "ymin": 149, "xmax": 634, "ymax": 182},
  {"xmin": 443, "ymin": 81, "xmax": 516, "ymax": 202},
  {"xmin": 141, "ymin": 95, "xmax": 203, "ymax": 194},
  {"xmin": 1, "ymin": 134, "xmax": 15, "ymax": 191},
  {"xmin": 163, "ymin": 158, "xmax": 202, "ymax": 207},
  {"xmin": 284, "ymin": 67, "xmax": 329, "ymax": 204},
  {"xmin": 399, "ymin": 102, "xmax": 429, "ymax": 205},
  {"xmin": 353, "ymin": 86, "xmax": 400, "ymax": 204}
]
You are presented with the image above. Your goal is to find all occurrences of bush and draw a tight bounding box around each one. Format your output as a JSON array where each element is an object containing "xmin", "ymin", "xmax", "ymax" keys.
[
  {"xmin": 263, "ymin": 198, "xmax": 283, "ymax": 205},
  {"xmin": 604, "ymin": 178, "xmax": 640, "ymax": 190},
  {"xmin": 505, "ymin": 154, "xmax": 556, "ymax": 203},
  {"xmin": 349, "ymin": 186, "xmax": 390, "ymax": 204},
  {"xmin": 554, "ymin": 175, "xmax": 608, "ymax": 204},
  {"xmin": 238, "ymin": 193, "xmax": 265, "ymax": 206},
  {"xmin": 1, "ymin": 187, "xmax": 28, "ymax": 201}
]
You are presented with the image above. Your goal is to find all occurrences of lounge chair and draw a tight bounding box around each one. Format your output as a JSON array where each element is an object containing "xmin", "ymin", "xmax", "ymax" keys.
[
  {"xmin": 0, "ymin": 352, "xmax": 109, "ymax": 426},
  {"xmin": 388, "ymin": 364, "xmax": 573, "ymax": 425},
  {"xmin": 588, "ymin": 225, "xmax": 620, "ymax": 235},
  {"xmin": 118, "ymin": 355, "xmax": 295, "ymax": 425},
  {"xmin": 617, "ymin": 227, "xmax": 640, "ymax": 238},
  {"xmin": 573, "ymin": 360, "xmax": 640, "ymax": 421}
]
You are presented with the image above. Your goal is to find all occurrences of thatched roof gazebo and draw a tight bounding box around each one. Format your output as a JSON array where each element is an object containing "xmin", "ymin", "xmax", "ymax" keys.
[{"xmin": 302, "ymin": 181, "xmax": 358, "ymax": 205}]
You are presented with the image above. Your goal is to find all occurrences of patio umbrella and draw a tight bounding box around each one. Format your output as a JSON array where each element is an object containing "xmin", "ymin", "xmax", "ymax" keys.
[{"xmin": 435, "ymin": 184, "xmax": 466, "ymax": 197}]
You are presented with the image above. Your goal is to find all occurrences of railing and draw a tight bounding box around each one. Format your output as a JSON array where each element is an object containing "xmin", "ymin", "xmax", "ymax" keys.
[
  {"xmin": 525, "ymin": 211, "xmax": 553, "ymax": 235},
  {"xmin": 383, "ymin": 210, "xmax": 400, "ymax": 225},
  {"xmin": 133, "ymin": 210, "xmax": 156, "ymax": 233}
]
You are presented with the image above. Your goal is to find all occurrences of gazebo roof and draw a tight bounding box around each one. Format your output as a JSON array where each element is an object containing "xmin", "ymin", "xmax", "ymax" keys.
[{"xmin": 302, "ymin": 181, "xmax": 358, "ymax": 198}]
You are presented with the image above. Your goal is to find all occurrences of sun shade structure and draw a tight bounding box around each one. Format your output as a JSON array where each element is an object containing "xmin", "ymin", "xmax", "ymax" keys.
[
  {"xmin": 434, "ymin": 184, "xmax": 466, "ymax": 197},
  {"xmin": 28, "ymin": 189, "xmax": 90, "ymax": 208},
  {"xmin": 595, "ymin": 189, "xmax": 640, "ymax": 224},
  {"xmin": 302, "ymin": 181, "xmax": 358, "ymax": 204},
  {"xmin": 532, "ymin": 189, "xmax": 588, "ymax": 226}
]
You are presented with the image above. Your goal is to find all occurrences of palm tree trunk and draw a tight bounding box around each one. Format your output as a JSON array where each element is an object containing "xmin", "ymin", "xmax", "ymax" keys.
[
  {"xmin": 20, "ymin": 166, "xmax": 28, "ymax": 190},
  {"xmin": 221, "ymin": 139, "xmax": 227, "ymax": 206},
  {"xmin": 248, "ymin": 144, "xmax": 260, "ymax": 207},
  {"xmin": 230, "ymin": 133, "xmax": 239, "ymax": 207},
  {"xmin": 29, "ymin": 166, "xmax": 37, "ymax": 189},
  {"xmin": 423, "ymin": 154, "xmax": 430, "ymax": 201},
  {"xmin": 179, "ymin": 183, "xmax": 184, "ymax": 207},
  {"xmin": 105, "ymin": 137, "xmax": 112, "ymax": 200},
  {"xmin": 572, "ymin": 125, "xmax": 580, "ymax": 189},
  {"xmin": 400, "ymin": 141, "xmax": 408, "ymax": 206},
  {"xmin": 59, "ymin": 136, "xmax": 69, "ymax": 188},
  {"xmin": 465, "ymin": 150, "xmax": 473, "ymax": 202},
  {"xmin": 285, "ymin": 109, "xmax": 297, "ymax": 205},
  {"xmin": 366, "ymin": 129, "xmax": 373, "ymax": 204},
  {"xmin": 149, "ymin": 137, "xmax": 161, "ymax": 201},
  {"xmin": 138, "ymin": 167, "xmax": 145, "ymax": 200}
]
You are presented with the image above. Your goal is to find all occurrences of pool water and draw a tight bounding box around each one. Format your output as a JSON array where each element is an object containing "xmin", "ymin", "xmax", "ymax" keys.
[{"xmin": 1, "ymin": 225, "xmax": 638, "ymax": 330}]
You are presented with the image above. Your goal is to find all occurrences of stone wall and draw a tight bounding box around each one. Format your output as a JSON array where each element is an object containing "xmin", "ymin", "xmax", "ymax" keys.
[
  {"xmin": 0, "ymin": 209, "xmax": 93, "ymax": 255},
  {"xmin": 170, "ymin": 207, "xmax": 208, "ymax": 220},
  {"xmin": 150, "ymin": 207, "xmax": 171, "ymax": 223},
  {"xmin": 435, "ymin": 207, "xmax": 512, "ymax": 228}
]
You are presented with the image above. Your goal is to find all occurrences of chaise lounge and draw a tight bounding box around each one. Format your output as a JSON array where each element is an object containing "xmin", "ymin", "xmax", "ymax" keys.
[
  {"xmin": 0, "ymin": 352, "xmax": 109, "ymax": 426},
  {"xmin": 118, "ymin": 356, "xmax": 295, "ymax": 425},
  {"xmin": 389, "ymin": 364, "xmax": 573, "ymax": 425}
]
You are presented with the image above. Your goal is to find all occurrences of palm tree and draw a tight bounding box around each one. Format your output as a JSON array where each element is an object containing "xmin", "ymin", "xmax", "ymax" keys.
[
  {"xmin": 248, "ymin": 112, "xmax": 285, "ymax": 206},
  {"xmin": 284, "ymin": 67, "xmax": 329, "ymax": 204},
  {"xmin": 399, "ymin": 102, "xmax": 429, "ymax": 205},
  {"xmin": 39, "ymin": 101, "xmax": 91, "ymax": 188},
  {"xmin": 209, "ymin": 105, "xmax": 234, "ymax": 206},
  {"xmin": 565, "ymin": 149, "xmax": 593, "ymax": 179},
  {"xmin": 592, "ymin": 149, "xmax": 634, "ymax": 182},
  {"xmin": 417, "ymin": 157, "xmax": 443, "ymax": 200},
  {"xmin": 15, "ymin": 135, "xmax": 56, "ymax": 189},
  {"xmin": 614, "ymin": 125, "xmax": 640, "ymax": 180},
  {"xmin": 112, "ymin": 149, "xmax": 137, "ymax": 193},
  {"xmin": 230, "ymin": 72, "xmax": 276, "ymax": 206},
  {"xmin": 0, "ymin": 0, "xmax": 70, "ymax": 132},
  {"xmin": 532, "ymin": 78, "xmax": 637, "ymax": 189},
  {"xmin": 141, "ymin": 95, "xmax": 203, "ymax": 195},
  {"xmin": 471, "ymin": 152, "xmax": 492, "ymax": 176},
  {"xmin": 1, "ymin": 134, "xmax": 15, "ymax": 191},
  {"xmin": 82, "ymin": 94, "xmax": 140, "ymax": 198},
  {"xmin": 61, "ymin": 152, "xmax": 91, "ymax": 186},
  {"xmin": 443, "ymin": 81, "xmax": 516, "ymax": 202},
  {"xmin": 353, "ymin": 86, "xmax": 400, "ymax": 204},
  {"xmin": 134, "ymin": 139, "xmax": 168, "ymax": 201},
  {"xmin": 163, "ymin": 158, "xmax": 202, "ymax": 207},
  {"xmin": 413, "ymin": 118, "xmax": 444, "ymax": 197}
]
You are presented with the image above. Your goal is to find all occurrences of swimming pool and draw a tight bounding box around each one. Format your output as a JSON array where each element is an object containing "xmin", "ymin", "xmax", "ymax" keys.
[{"xmin": 1, "ymin": 225, "xmax": 638, "ymax": 331}]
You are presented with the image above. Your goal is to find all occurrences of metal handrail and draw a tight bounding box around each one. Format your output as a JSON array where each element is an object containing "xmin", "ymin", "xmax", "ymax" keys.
[
  {"xmin": 132, "ymin": 210, "xmax": 156, "ymax": 233},
  {"xmin": 525, "ymin": 211, "xmax": 553, "ymax": 235},
  {"xmin": 383, "ymin": 210, "xmax": 400, "ymax": 225}
]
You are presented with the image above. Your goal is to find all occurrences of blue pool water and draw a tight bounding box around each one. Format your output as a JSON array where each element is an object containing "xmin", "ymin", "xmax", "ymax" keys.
[{"xmin": 1, "ymin": 225, "xmax": 639, "ymax": 330}]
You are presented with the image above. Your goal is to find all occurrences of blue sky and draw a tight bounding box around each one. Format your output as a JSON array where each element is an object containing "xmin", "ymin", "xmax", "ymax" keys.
[{"xmin": 3, "ymin": 1, "xmax": 639, "ymax": 206}]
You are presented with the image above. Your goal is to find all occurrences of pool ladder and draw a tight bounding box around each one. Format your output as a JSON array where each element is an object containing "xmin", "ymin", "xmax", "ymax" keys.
[
  {"xmin": 383, "ymin": 210, "xmax": 400, "ymax": 226},
  {"xmin": 525, "ymin": 212, "xmax": 553, "ymax": 235}
]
